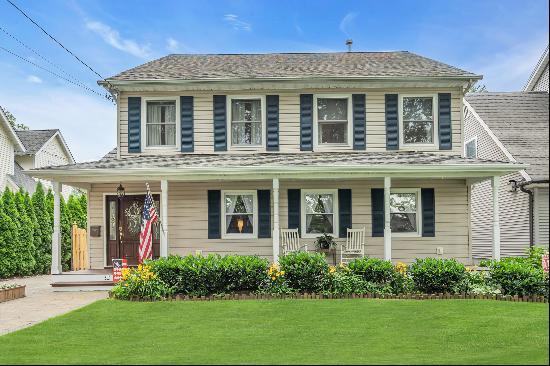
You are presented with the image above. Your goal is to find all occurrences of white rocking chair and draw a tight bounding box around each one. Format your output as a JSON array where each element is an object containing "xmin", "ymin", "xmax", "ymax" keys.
[
  {"xmin": 340, "ymin": 228, "xmax": 366, "ymax": 264},
  {"xmin": 280, "ymin": 228, "xmax": 307, "ymax": 255}
]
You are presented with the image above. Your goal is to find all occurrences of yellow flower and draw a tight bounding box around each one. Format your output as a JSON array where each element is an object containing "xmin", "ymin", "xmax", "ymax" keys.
[
  {"xmin": 280, "ymin": 271, "xmax": 285, "ymax": 276},
  {"xmin": 329, "ymin": 266, "xmax": 337, "ymax": 274}
]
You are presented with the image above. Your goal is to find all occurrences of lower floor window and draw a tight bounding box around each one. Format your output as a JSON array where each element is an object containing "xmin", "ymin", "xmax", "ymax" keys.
[
  {"xmin": 302, "ymin": 191, "xmax": 337, "ymax": 237},
  {"xmin": 223, "ymin": 191, "xmax": 257, "ymax": 237},
  {"xmin": 390, "ymin": 189, "xmax": 421, "ymax": 235}
]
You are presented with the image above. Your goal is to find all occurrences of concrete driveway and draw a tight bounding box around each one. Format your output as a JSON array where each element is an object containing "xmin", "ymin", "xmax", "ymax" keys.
[{"xmin": 0, "ymin": 275, "xmax": 107, "ymax": 335}]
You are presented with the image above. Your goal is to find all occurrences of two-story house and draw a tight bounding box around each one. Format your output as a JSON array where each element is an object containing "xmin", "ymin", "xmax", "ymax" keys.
[{"xmin": 30, "ymin": 52, "xmax": 523, "ymax": 278}]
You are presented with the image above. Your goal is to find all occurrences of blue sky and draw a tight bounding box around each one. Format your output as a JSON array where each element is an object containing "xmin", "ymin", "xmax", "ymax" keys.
[{"xmin": 0, "ymin": 0, "xmax": 548, "ymax": 161}]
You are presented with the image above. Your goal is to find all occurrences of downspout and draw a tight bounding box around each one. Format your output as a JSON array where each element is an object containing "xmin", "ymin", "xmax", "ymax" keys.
[{"xmin": 514, "ymin": 179, "xmax": 550, "ymax": 247}]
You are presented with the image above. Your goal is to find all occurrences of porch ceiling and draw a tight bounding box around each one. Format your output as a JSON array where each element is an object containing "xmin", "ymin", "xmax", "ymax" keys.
[{"xmin": 27, "ymin": 151, "xmax": 526, "ymax": 183}]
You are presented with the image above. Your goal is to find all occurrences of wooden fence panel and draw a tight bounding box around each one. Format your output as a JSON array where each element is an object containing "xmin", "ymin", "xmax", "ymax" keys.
[{"xmin": 71, "ymin": 224, "xmax": 89, "ymax": 271}]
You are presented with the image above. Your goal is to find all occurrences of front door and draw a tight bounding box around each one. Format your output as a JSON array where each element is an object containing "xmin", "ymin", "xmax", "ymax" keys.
[{"xmin": 106, "ymin": 194, "xmax": 160, "ymax": 266}]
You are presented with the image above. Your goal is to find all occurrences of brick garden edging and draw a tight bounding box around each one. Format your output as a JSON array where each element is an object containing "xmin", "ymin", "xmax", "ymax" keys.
[
  {"xmin": 0, "ymin": 285, "xmax": 26, "ymax": 303},
  {"xmin": 111, "ymin": 292, "xmax": 549, "ymax": 303}
]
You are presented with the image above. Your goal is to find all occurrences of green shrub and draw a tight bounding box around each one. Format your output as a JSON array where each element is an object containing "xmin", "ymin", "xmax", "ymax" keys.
[
  {"xmin": 32, "ymin": 183, "xmax": 52, "ymax": 274},
  {"xmin": 347, "ymin": 257, "xmax": 396, "ymax": 284},
  {"xmin": 409, "ymin": 258, "xmax": 466, "ymax": 294},
  {"xmin": 148, "ymin": 254, "xmax": 269, "ymax": 296},
  {"xmin": 278, "ymin": 252, "xmax": 328, "ymax": 292},
  {"xmin": 482, "ymin": 258, "xmax": 548, "ymax": 297},
  {"xmin": 322, "ymin": 270, "xmax": 386, "ymax": 295},
  {"xmin": 14, "ymin": 190, "xmax": 36, "ymax": 275},
  {"xmin": 111, "ymin": 264, "xmax": 172, "ymax": 300}
]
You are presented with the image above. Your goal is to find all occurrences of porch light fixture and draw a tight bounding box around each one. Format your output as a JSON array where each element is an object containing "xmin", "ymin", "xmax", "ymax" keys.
[
  {"xmin": 508, "ymin": 179, "xmax": 519, "ymax": 193},
  {"xmin": 116, "ymin": 184, "xmax": 126, "ymax": 198}
]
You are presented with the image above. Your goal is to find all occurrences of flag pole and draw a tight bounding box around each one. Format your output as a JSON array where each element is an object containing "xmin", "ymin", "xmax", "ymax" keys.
[{"xmin": 146, "ymin": 182, "xmax": 166, "ymax": 235}]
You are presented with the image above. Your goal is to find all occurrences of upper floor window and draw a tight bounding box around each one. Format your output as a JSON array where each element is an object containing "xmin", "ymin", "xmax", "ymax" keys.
[
  {"xmin": 145, "ymin": 100, "xmax": 177, "ymax": 148},
  {"xmin": 229, "ymin": 97, "xmax": 264, "ymax": 147},
  {"xmin": 315, "ymin": 95, "xmax": 352, "ymax": 146},
  {"xmin": 464, "ymin": 137, "xmax": 477, "ymax": 158},
  {"xmin": 301, "ymin": 190, "xmax": 338, "ymax": 238},
  {"xmin": 222, "ymin": 191, "xmax": 257, "ymax": 238},
  {"xmin": 400, "ymin": 95, "xmax": 438, "ymax": 147},
  {"xmin": 390, "ymin": 189, "xmax": 421, "ymax": 236}
]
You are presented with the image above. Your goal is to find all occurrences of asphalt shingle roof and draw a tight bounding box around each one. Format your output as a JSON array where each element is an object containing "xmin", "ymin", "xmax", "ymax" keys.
[
  {"xmin": 15, "ymin": 129, "xmax": 58, "ymax": 155},
  {"xmin": 36, "ymin": 151, "xmax": 514, "ymax": 171},
  {"xmin": 465, "ymin": 92, "xmax": 549, "ymax": 180},
  {"xmin": 107, "ymin": 52, "xmax": 479, "ymax": 82}
]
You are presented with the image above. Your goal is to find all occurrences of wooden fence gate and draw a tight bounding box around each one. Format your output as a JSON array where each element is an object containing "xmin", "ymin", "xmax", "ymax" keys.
[{"xmin": 71, "ymin": 224, "xmax": 89, "ymax": 271}]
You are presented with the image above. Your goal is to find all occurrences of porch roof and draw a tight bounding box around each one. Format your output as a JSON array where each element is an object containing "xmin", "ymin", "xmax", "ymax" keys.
[{"xmin": 28, "ymin": 151, "xmax": 525, "ymax": 183}]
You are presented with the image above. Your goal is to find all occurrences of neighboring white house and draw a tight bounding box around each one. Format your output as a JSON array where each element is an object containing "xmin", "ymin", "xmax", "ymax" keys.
[
  {"xmin": 0, "ymin": 106, "xmax": 76, "ymax": 197},
  {"xmin": 29, "ymin": 51, "xmax": 524, "ymax": 278},
  {"xmin": 465, "ymin": 46, "xmax": 549, "ymax": 258}
]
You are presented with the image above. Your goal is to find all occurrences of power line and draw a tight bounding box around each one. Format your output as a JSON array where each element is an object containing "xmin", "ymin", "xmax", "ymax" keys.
[
  {"xmin": 0, "ymin": 25, "xmax": 90, "ymax": 90},
  {"xmin": 0, "ymin": 45, "xmax": 113, "ymax": 100},
  {"xmin": 4, "ymin": 0, "xmax": 117, "ymax": 102}
]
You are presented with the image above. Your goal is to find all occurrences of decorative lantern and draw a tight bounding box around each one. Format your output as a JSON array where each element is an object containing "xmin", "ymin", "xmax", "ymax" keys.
[
  {"xmin": 237, "ymin": 218, "xmax": 245, "ymax": 233},
  {"xmin": 116, "ymin": 184, "xmax": 125, "ymax": 198}
]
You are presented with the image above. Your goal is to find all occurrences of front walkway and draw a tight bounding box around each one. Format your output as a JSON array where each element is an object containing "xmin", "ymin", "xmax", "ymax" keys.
[{"xmin": 0, "ymin": 275, "xmax": 108, "ymax": 335}]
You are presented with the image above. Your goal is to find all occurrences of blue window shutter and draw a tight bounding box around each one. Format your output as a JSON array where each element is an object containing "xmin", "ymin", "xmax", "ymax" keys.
[
  {"xmin": 213, "ymin": 95, "xmax": 227, "ymax": 151},
  {"xmin": 438, "ymin": 93, "xmax": 452, "ymax": 150},
  {"xmin": 180, "ymin": 96, "xmax": 194, "ymax": 152},
  {"xmin": 207, "ymin": 190, "xmax": 221, "ymax": 239},
  {"xmin": 371, "ymin": 188, "xmax": 384, "ymax": 237},
  {"xmin": 338, "ymin": 189, "xmax": 352, "ymax": 238},
  {"xmin": 287, "ymin": 189, "xmax": 301, "ymax": 232},
  {"xmin": 421, "ymin": 188, "xmax": 435, "ymax": 237},
  {"xmin": 127, "ymin": 97, "xmax": 141, "ymax": 153},
  {"xmin": 266, "ymin": 95, "xmax": 279, "ymax": 151},
  {"xmin": 352, "ymin": 94, "xmax": 366, "ymax": 150},
  {"xmin": 385, "ymin": 94, "xmax": 399, "ymax": 150},
  {"xmin": 258, "ymin": 190, "xmax": 271, "ymax": 238},
  {"xmin": 300, "ymin": 94, "xmax": 313, "ymax": 151}
]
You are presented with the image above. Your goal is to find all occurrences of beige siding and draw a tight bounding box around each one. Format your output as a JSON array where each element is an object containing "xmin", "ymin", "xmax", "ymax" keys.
[
  {"xmin": 87, "ymin": 178, "xmax": 470, "ymax": 269},
  {"xmin": 534, "ymin": 187, "xmax": 549, "ymax": 246},
  {"xmin": 34, "ymin": 136, "xmax": 71, "ymax": 168},
  {"xmin": 0, "ymin": 122, "xmax": 15, "ymax": 191},
  {"xmin": 118, "ymin": 88, "xmax": 463, "ymax": 157},
  {"xmin": 464, "ymin": 103, "xmax": 531, "ymax": 258}
]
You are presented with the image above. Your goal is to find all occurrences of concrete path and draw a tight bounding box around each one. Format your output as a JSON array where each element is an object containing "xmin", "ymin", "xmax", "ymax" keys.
[{"xmin": 0, "ymin": 275, "xmax": 107, "ymax": 335}]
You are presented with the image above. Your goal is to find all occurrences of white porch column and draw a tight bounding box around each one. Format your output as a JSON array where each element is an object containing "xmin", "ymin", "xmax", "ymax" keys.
[
  {"xmin": 384, "ymin": 177, "xmax": 392, "ymax": 261},
  {"xmin": 160, "ymin": 179, "xmax": 169, "ymax": 257},
  {"xmin": 272, "ymin": 178, "xmax": 280, "ymax": 263},
  {"xmin": 492, "ymin": 176, "xmax": 501, "ymax": 260},
  {"xmin": 51, "ymin": 181, "xmax": 62, "ymax": 274}
]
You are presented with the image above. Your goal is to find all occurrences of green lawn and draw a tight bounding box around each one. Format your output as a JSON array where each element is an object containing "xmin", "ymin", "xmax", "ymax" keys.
[{"xmin": 0, "ymin": 299, "xmax": 548, "ymax": 365}]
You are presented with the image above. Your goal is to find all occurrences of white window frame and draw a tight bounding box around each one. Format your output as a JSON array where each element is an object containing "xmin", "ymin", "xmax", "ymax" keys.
[
  {"xmin": 464, "ymin": 136, "xmax": 478, "ymax": 158},
  {"xmin": 141, "ymin": 96, "xmax": 181, "ymax": 151},
  {"xmin": 301, "ymin": 189, "xmax": 339, "ymax": 238},
  {"xmin": 221, "ymin": 190, "xmax": 258, "ymax": 239},
  {"xmin": 390, "ymin": 188, "xmax": 422, "ymax": 237},
  {"xmin": 399, "ymin": 94, "xmax": 439, "ymax": 149},
  {"xmin": 227, "ymin": 95, "xmax": 266, "ymax": 150},
  {"xmin": 313, "ymin": 94, "xmax": 353, "ymax": 149}
]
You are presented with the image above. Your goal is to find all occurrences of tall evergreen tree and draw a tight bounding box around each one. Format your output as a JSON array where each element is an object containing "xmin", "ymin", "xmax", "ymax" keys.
[
  {"xmin": 32, "ymin": 183, "xmax": 52, "ymax": 274},
  {"xmin": 0, "ymin": 189, "xmax": 19, "ymax": 278},
  {"xmin": 60, "ymin": 196, "xmax": 72, "ymax": 271},
  {"xmin": 14, "ymin": 190, "xmax": 36, "ymax": 275},
  {"xmin": 23, "ymin": 191, "xmax": 40, "ymax": 274}
]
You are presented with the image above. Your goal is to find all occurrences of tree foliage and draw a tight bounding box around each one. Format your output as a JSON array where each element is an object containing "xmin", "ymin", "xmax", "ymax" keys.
[{"xmin": 1, "ymin": 107, "xmax": 29, "ymax": 130}]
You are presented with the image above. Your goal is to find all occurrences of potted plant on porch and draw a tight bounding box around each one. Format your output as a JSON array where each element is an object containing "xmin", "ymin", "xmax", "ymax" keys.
[{"xmin": 315, "ymin": 233, "xmax": 336, "ymax": 250}]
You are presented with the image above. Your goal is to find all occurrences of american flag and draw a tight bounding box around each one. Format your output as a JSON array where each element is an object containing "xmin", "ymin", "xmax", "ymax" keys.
[{"xmin": 139, "ymin": 188, "xmax": 158, "ymax": 264}]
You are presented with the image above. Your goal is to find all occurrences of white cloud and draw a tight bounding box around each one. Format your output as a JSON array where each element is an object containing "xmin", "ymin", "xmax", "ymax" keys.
[
  {"xmin": 166, "ymin": 37, "xmax": 181, "ymax": 53},
  {"xmin": 85, "ymin": 20, "xmax": 151, "ymax": 58},
  {"xmin": 339, "ymin": 12, "xmax": 358, "ymax": 36},
  {"xmin": 26, "ymin": 75, "xmax": 43, "ymax": 84},
  {"xmin": 0, "ymin": 87, "xmax": 116, "ymax": 161},
  {"xmin": 223, "ymin": 14, "xmax": 252, "ymax": 31}
]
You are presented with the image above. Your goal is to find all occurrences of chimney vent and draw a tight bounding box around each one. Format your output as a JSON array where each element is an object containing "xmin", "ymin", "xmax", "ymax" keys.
[{"xmin": 345, "ymin": 39, "xmax": 353, "ymax": 52}]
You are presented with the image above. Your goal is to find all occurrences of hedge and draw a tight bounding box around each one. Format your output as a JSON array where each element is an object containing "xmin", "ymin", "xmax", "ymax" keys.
[{"xmin": 0, "ymin": 182, "xmax": 87, "ymax": 278}]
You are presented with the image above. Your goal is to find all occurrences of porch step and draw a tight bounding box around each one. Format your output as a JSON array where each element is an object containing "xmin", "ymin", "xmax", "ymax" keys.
[
  {"xmin": 52, "ymin": 273, "xmax": 112, "ymax": 283},
  {"xmin": 51, "ymin": 281, "xmax": 114, "ymax": 292}
]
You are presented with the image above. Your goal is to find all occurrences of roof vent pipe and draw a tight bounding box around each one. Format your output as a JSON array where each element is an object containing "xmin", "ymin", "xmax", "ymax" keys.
[{"xmin": 346, "ymin": 39, "xmax": 353, "ymax": 52}]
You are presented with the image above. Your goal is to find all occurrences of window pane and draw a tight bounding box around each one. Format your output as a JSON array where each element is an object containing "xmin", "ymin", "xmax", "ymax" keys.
[
  {"xmin": 391, "ymin": 213, "xmax": 417, "ymax": 232},
  {"xmin": 226, "ymin": 214, "xmax": 254, "ymax": 234},
  {"xmin": 147, "ymin": 101, "xmax": 176, "ymax": 123},
  {"xmin": 465, "ymin": 140, "xmax": 477, "ymax": 158},
  {"xmin": 231, "ymin": 122, "xmax": 262, "ymax": 145},
  {"xmin": 306, "ymin": 214, "xmax": 334, "ymax": 234},
  {"xmin": 317, "ymin": 98, "xmax": 347, "ymax": 121},
  {"xmin": 146, "ymin": 124, "xmax": 176, "ymax": 146},
  {"xmin": 403, "ymin": 120, "xmax": 433, "ymax": 144},
  {"xmin": 232, "ymin": 99, "xmax": 261, "ymax": 122},
  {"xmin": 305, "ymin": 194, "xmax": 334, "ymax": 214},
  {"xmin": 109, "ymin": 201, "xmax": 117, "ymax": 241},
  {"xmin": 403, "ymin": 97, "xmax": 433, "ymax": 121},
  {"xmin": 319, "ymin": 121, "xmax": 347, "ymax": 144},
  {"xmin": 225, "ymin": 194, "xmax": 254, "ymax": 214},
  {"xmin": 390, "ymin": 193, "xmax": 417, "ymax": 213}
]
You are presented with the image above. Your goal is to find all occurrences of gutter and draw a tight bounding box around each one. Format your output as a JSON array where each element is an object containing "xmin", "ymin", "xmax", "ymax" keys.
[{"xmin": 514, "ymin": 179, "xmax": 550, "ymax": 247}]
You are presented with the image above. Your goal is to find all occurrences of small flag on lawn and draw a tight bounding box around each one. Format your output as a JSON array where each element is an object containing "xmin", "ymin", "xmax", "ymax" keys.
[
  {"xmin": 139, "ymin": 185, "xmax": 158, "ymax": 264},
  {"xmin": 543, "ymin": 254, "xmax": 549, "ymax": 273}
]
